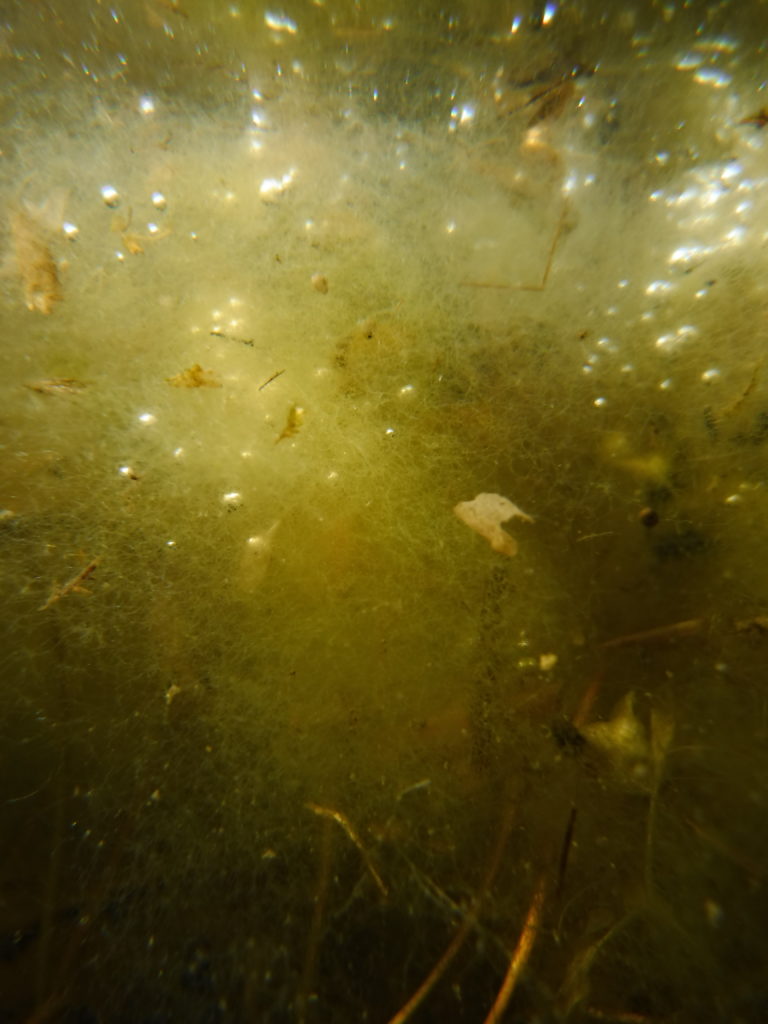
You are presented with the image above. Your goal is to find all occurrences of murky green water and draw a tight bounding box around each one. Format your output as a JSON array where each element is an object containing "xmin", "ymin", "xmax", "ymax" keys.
[{"xmin": 2, "ymin": 1, "xmax": 768, "ymax": 1021}]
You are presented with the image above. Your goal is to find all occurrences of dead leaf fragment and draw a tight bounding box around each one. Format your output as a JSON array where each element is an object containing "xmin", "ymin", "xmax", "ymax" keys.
[
  {"xmin": 453, "ymin": 493, "xmax": 533, "ymax": 557},
  {"xmin": 166, "ymin": 364, "xmax": 221, "ymax": 388},
  {"xmin": 276, "ymin": 404, "xmax": 304, "ymax": 443}
]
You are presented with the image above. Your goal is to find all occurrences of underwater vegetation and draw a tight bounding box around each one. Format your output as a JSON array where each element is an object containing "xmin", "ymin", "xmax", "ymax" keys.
[{"xmin": 1, "ymin": 1, "xmax": 768, "ymax": 1021}]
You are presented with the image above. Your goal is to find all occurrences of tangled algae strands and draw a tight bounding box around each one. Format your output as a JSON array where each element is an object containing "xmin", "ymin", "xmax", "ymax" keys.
[{"xmin": 2, "ymin": 0, "xmax": 768, "ymax": 1021}]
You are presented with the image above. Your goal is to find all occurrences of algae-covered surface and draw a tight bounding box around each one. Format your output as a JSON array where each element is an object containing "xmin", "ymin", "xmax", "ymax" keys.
[{"xmin": 2, "ymin": 1, "xmax": 768, "ymax": 1020}]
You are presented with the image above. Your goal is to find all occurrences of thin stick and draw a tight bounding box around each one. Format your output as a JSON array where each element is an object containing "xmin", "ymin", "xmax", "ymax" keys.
[
  {"xmin": 555, "ymin": 807, "xmax": 577, "ymax": 903},
  {"xmin": 461, "ymin": 201, "xmax": 568, "ymax": 292},
  {"xmin": 298, "ymin": 818, "xmax": 334, "ymax": 1024},
  {"xmin": 482, "ymin": 875, "xmax": 546, "ymax": 1024},
  {"xmin": 305, "ymin": 802, "xmax": 388, "ymax": 898},
  {"xmin": 386, "ymin": 799, "xmax": 516, "ymax": 1024},
  {"xmin": 258, "ymin": 368, "xmax": 285, "ymax": 391},
  {"xmin": 518, "ymin": 201, "xmax": 568, "ymax": 291},
  {"xmin": 600, "ymin": 618, "xmax": 703, "ymax": 649},
  {"xmin": 39, "ymin": 558, "xmax": 99, "ymax": 611}
]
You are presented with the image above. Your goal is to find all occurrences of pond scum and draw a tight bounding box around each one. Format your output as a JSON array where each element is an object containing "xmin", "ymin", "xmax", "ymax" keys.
[{"xmin": 1, "ymin": 1, "xmax": 768, "ymax": 1021}]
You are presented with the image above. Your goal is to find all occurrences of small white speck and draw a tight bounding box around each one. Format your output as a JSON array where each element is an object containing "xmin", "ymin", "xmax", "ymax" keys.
[
  {"xmin": 693, "ymin": 68, "xmax": 732, "ymax": 88},
  {"xmin": 139, "ymin": 95, "xmax": 155, "ymax": 115},
  {"xmin": 138, "ymin": 412, "xmax": 156, "ymax": 424},
  {"xmin": 151, "ymin": 191, "xmax": 167, "ymax": 210},
  {"xmin": 265, "ymin": 11, "xmax": 297, "ymax": 33},
  {"xmin": 101, "ymin": 185, "xmax": 120, "ymax": 207}
]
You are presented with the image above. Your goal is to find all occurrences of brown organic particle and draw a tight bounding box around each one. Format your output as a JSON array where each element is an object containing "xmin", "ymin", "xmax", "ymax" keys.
[
  {"xmin": 276, "ymin": 404, "xmax": 304, "ymax": 443},
  {"xmin": 166, "ymin": 364, "xmax": 221, "ymax": 388},
  {"xmin": 738, "ymin": 108, "xmax": 768, "ymax": 128},
  {"xmin": 10, "ymin": 205, "xmax": 62, "ymax": 314},
  {"xmin": 39, "ymin": 558, "xmax": 100, "ymax": 611}
]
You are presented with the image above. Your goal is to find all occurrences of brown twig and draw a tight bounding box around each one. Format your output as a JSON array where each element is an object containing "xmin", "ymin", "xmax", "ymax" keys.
[
  {"xmin": 305, "ymin": 802, "xmax": 387, "ymax": 898},
  {"xmin": 298, "ymin": 817, "xmax": 335, "ymax": 1023},
  {"xmin": 482, "ymin": 875, "xmax": 547, "ymax": 1024},
  {"xmin": 385, "ymin": 800, "xmax": 516, "ymax": 1024},
  {"xmin": 39, "ymin": 558, "xmax": 100, "ymax": 611},
  {"xmin": 600, "ymin": 618, "xmax": 704, "ymax": 649}
]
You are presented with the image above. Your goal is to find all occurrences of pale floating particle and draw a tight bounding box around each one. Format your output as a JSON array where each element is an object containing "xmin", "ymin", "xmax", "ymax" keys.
[
  {"xmin": 151, "ymin": 191, "xmax": 167, "ymax": 210},
  {"xmin": 264, "ymin": 11, "xmax": 297, "ymax": 33},
  {"xmin": 705, "ymin": 899, "xmax": 723, "ymax": 928},
  {"xmin": 241, "ymin": 522, "xmax": 280, "ymax": 589},
  {"xmin": 539, "ymin": 653, "xmax": 558, "ymax": 672},
  {"xmin": 138, "ymin": 94, "xmax": 156, "ymax": 114},
  {"xmin": 259, "ymin": 169, "xmax": 296, "ymax": 199},
  {"xmin": 62, "ymin": 221, "xmax": 79, "ymax": 239},
  {"xmin": 454, "ymin": 492, "xmax": 534, "ymax": 557},
  {"xmin": 165, "ymin": 683, "xmax": 182, "ymax": 705},
  {"xmin": 311, "ymin": 272, "xmax": 329, "ymax": 294},
  {"xmin": 101, "ymin": 184, "xmax": 120, "ymax": 207},
  {"xmin": 582, "ymin": 692, "xmax": 649, "ymax": 770},
  {"xmin": 222, "ymin": 491, "xmax": 242, "ymax": 509}
]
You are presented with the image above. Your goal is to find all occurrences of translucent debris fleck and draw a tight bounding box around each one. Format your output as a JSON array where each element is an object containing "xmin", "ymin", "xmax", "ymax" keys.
[
  {"xmin": 454, "ymin": 493, "xmax": 534, "ymax": 557},
  {"xmin": 311, "ymin": 272, "xmax": 329, "ymax": 294}
]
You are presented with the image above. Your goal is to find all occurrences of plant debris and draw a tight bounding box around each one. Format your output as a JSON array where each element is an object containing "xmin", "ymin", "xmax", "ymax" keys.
[
  {"xmin": 276, "ymin": 403, "xmax": 304, "ymax": 443},
  {"xmin": 454, "ymin": 493, "xmax": 534, "ymax": 557},
  {"xmin": 166, "ymin": 364, "xmax": 221, "ymax": 388},
  {"xmin": 25, "ymin": 378, "xmax": 88, "ymax": 396},
  {"xmin": 39, "ymin": 557, "xmax": 100, "ymax": 611}
]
